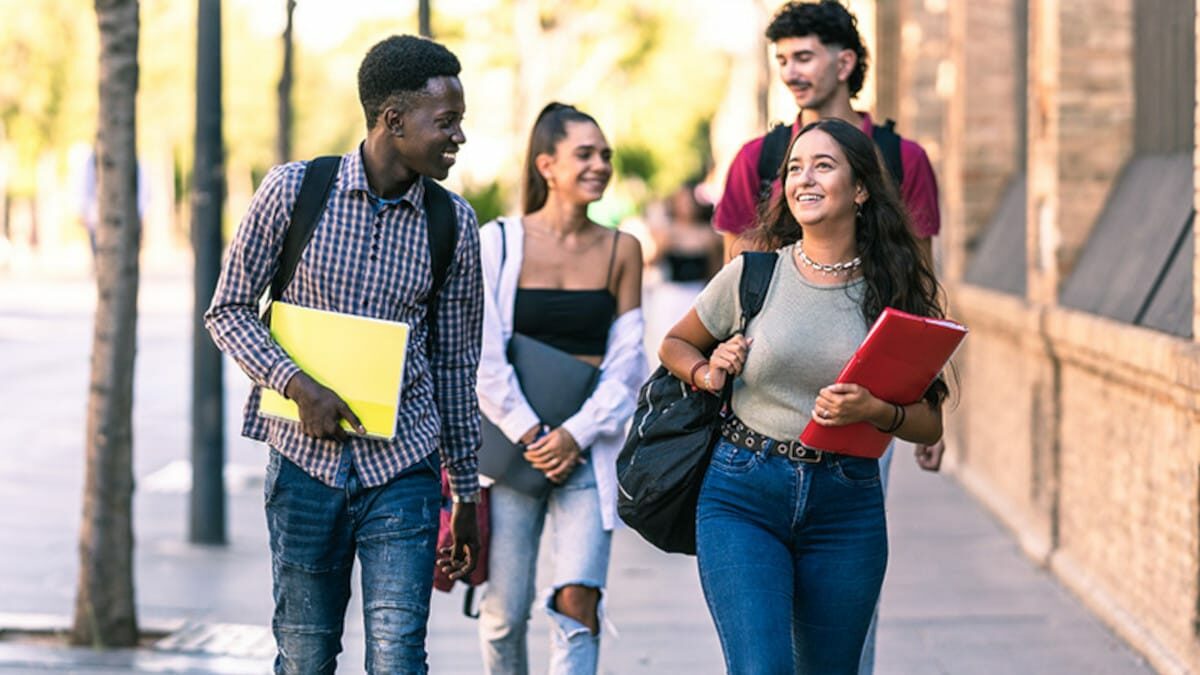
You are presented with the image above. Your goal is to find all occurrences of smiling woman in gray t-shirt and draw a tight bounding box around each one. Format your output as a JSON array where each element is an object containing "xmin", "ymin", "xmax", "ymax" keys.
[{"xmin": 655, "ymin": 119, "xmax": 951, "ymax": 674}]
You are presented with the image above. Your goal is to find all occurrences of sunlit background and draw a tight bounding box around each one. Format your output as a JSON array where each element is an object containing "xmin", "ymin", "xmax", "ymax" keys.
[{"xmin": 0, "ymin": 0, "xmax": 878, "ymax": 271}]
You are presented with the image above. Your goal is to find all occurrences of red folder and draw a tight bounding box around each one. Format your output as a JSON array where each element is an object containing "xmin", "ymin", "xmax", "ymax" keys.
[{"xmin": 799, "ymin": 307, "xmax": 967, "ymax": 458}]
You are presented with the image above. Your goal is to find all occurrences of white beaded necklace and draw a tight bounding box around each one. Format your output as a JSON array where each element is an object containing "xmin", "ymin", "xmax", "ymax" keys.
[{"xmin": 795, "ymin": 241, "xmax": 862, "ymax": 277}]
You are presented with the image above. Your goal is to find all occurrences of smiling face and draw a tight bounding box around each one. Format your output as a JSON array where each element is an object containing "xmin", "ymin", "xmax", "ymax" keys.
[
  {"xmin": 537, "ymin": 120, "xmax": 613, "ymax": 206},
  {"xmin": 774, "ymin": 35, "xmax": 854, "ymax": 113},
  {"xmin": 784, "ymin": 128, "xmax": 866, "ymax": 229},
  {"xmin": 388, "ymin": 75, "xmax": 466, "ymax": 181}
]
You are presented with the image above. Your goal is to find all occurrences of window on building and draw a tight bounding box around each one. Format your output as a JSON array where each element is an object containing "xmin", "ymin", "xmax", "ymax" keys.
[{"xmin": 1058, "ymin": 0, "xmax": 1194, "ymax": 338}]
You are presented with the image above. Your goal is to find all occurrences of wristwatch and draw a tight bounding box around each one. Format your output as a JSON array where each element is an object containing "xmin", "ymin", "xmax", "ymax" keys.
[{"xmin": 451, "ymin": 491, "xmax": 482, "ymax": 504}]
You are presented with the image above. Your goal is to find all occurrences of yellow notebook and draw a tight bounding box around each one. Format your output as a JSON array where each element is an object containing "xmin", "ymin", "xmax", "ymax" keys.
[{"xmin": 259, "ymin": 302, "xmax": 410, "ymax": 440}]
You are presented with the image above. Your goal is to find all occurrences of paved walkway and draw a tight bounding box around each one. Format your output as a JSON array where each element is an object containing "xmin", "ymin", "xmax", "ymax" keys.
[{"xmin": 0, "ymin": 260, "xmax": 1154, "ymax": 673}]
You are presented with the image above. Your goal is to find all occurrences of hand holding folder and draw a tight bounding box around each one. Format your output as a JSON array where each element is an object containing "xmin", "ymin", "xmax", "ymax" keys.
[
  {"xmin": 799, "ymin": 307, "xmax": 967, "ymax": 458},
  {"xmin": 259, "ymin": 302, "xmax": 410, "ymax": 440}
]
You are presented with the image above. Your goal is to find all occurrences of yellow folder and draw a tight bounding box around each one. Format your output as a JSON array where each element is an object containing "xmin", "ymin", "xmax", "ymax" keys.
[{"xmin": 258, "ymin": 302, "xmax": 410, "ymax": 440}]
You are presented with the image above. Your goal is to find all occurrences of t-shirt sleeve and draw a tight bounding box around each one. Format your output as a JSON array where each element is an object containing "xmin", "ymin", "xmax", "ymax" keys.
[
  {"xmin": 900, "ymin": 140, "xmax": 941, "ymax": 238},
  {"xmin": 712, "ymin": 139, "xmax": 763, "ymax": 236},
  {"xmin": 693, "ymin": 255, "xmax": 744, "ymax": 340}
]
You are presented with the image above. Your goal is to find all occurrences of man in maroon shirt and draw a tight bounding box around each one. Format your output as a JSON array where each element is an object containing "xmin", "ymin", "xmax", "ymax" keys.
[
  {"xmin": 713, "ymin": 4, "xmax": 945, "ymax": 671},
  {"xmin": 715, "ymin": 1, "xmax": 940, "ymax": 266}
]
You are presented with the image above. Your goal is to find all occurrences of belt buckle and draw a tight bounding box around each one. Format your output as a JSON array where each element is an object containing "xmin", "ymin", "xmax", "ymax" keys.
[{"xmin": 788, "ymin": 442, "xmax": 821, "ymax": 464}]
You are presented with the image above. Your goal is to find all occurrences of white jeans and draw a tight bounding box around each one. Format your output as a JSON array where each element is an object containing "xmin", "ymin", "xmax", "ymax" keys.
[{"xmin": 478, "ymin": 462, "xmax": 612, "ymax": 675}]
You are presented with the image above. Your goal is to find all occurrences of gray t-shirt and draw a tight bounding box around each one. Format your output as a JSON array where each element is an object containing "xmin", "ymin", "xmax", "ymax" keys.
[{"xmin": 694, "ymin": 243, "xmax": 869, "ymax": 441}]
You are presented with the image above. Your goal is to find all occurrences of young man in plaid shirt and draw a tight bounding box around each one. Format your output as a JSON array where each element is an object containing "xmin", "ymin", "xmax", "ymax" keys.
[{"xmin": 206, "ymin": 35, "xmax": 482, "ymax": 674}]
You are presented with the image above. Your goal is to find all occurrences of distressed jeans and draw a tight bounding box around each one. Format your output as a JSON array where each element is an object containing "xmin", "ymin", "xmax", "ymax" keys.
[
  {"xmin": 264, "ymin": 449, "xmax": 441, "ymax": 674},
  {"xmin": 478, "ymin": 462, "xmax": 612, "ymax": 675},
  {"xmin": 697, "ymin": 438, "xmax": 888, "ymax": 674}
]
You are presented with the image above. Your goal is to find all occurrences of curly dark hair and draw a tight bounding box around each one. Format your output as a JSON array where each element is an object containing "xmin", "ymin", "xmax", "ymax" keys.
[
  {"xmin": 357, "ymin": 35, "xmax": 461, "ymax": 129},
  {"xmin": 521, "ymin": 102, "xmax": 602, "ymax": 214},
  {"xmin": 766, "ymin": 1, "xmax": 868, "ymax": 98},
  {"xmin": 744, "ymin": 118, "xmax": 949, "ymax": 406}
]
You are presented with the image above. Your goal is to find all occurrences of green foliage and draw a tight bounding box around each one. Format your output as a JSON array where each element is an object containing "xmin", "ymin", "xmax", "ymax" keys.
[
  {"xmin": 0, "ymin": 0, "xmax": 96, "ymax": 194},
  {"xmin": 2, "ymin": 0, "xmax": 734, "ymax": 222},
  {"xmin": 463, "ymin": 180, "xmax": 505, "ymax": 225},
  {"xmin": 613, "ymin": 144, "xmax": 657, "ymax": 184}
]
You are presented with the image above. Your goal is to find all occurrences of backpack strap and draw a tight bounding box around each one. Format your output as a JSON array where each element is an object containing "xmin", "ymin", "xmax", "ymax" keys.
[
  {"xmin": 756, "ymin": 123, "xmax": 793, "ymax": 203},
  {"xmin": 871, "ymin": 119, "xmax": 905, "ymax": 189},
  {"xmin": 736, "ymin": 251, "xmax": 779, "ymax": 333},
  {"xmin": 270, "ymin": 155, "xmax": 341, "ymax": 302},
  {"xmin": 718, "ymin": 250, "xmax": 779, "ymax": 408},
  {"xmin": 422, "ymin": 176, "xmax": 458, "ymax": 355}
]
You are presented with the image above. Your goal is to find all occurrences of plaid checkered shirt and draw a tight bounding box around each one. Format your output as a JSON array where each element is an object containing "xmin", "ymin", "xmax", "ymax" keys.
[{"xmin": 205, "ymin": 148, "xmax": 483, "ymax": 497}]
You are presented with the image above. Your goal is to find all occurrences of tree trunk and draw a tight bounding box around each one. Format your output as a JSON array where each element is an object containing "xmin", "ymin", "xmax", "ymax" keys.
[
  {"xmin": 72, "ymin": 0, "xmax": 141, "ymax": 648},
  {"xmin": 276, "ymin": 0, "xmax": 295, "ymax": 165}
]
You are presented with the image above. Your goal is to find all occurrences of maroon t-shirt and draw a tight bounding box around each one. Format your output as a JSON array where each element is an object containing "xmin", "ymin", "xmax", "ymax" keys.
[{"xmin": 713, "ymin": 111, "xmax": 941, "ymax": 239}]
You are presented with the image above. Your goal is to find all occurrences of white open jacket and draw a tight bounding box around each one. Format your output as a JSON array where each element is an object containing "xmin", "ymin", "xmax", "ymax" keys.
[{"xmin": 476, "ymin": 217, "xmax": 647, "ymax": 530}]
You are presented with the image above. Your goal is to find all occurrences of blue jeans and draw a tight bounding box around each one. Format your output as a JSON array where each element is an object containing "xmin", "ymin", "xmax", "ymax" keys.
[
  {"xmin": 697, "ymin": 438, "xmax": 888, "ymax": 674},
  {"xmin": 264, "ymin": 449, "xmax": 441, "ymax": 674},
  {"xmin": 478, "ymin": 462, "xmax": 612, "ymax": 675},
  {"xmin": 858, "ymin": 441, "xmax": 894, "ymax": 675}
]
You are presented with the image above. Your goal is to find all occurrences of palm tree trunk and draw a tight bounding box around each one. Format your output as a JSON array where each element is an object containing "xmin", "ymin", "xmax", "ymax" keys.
[{"xmin": 72, "ymin": 0, "xmax": 141, "ymax": 648}]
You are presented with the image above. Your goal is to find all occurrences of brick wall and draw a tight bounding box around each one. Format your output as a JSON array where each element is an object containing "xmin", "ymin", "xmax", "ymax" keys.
[
  {"xmin": 896, "ymin": 0, "xmax": 1200, "ymax": 671},
  {"xmin": 1054, "ymin": 0, "xmax": 1134, "ymax": 278},
  {"xmin": 962, "ymin": 0, "xmax": 1023, "ymax": 248},
  {"xmin": 898, "ymin": 0, "xmax": 948, "ymax": 171}
]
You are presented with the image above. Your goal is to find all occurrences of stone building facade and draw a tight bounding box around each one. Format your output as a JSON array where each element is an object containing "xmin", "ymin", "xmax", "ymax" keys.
[{"xmin": 876, "ymin": 0, "xmax": 1199, "ymax": 671}]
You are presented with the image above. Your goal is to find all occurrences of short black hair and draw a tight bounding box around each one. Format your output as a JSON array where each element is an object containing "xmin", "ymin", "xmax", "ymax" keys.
[
  {"xmin": 766, "ymin": 1, "xmax": 868, "ymax": 97},
  {"xmin": 357, "ymin": 35, "xmax": 461, "ymax": 129}
]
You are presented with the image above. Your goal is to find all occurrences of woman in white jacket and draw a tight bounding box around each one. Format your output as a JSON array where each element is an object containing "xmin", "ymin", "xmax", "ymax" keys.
[{"xmin": 475, "ymin": 102, "xmax": 646, "ymax": 674}]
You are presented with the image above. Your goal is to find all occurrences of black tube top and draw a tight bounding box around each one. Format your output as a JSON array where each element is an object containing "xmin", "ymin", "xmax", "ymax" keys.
[
  {"xmin": 513, "ymin": 288, "xmax": 616, "ymax": 356},
  {"xmin": 664, "ymin": 252, "xmax": 710, "ymax": 283}
]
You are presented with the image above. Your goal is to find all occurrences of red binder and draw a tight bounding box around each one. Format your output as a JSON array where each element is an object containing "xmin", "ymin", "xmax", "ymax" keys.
[{"xmin": 799, "ymin": 307, "xmax": 967, "ymax": 458}]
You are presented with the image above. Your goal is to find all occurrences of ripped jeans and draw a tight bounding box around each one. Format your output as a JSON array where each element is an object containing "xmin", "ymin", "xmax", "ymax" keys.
[
  {"xmin": 264, "ymin": 449, "xmax": 441, "ymax": 674},
  {"xmin": 478, "ymin": 461, "xmax": 612, "ymax": 675}
]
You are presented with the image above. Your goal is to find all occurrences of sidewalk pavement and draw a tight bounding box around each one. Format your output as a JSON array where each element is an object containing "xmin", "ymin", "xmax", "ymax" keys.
[{"xmin": 0, "ymin": 261, "xmax": 1154, "ymax": 673}]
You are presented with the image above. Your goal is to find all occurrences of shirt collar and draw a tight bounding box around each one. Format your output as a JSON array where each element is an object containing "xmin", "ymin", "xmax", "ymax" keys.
[
  {"xmin": 856, "ymin": 110, "xmax": 874, "ymax": 135},
  {"xmin": 791, "ymin": 110, "xmax": 875, "ymax": 135},
  {"xmin": 346, "ymin": 143, "xmax": 426, "ymax": 208}
]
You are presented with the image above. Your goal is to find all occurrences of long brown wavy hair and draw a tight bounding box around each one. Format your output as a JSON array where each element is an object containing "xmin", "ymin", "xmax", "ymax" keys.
[{"xmin": 741, "ymin": 118, "xmax": 950, "ymax": 405}]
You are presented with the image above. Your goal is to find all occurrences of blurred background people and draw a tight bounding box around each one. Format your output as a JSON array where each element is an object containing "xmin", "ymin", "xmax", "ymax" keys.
[{"xmin": 639, "ymin": 182, "xmax": 722, "ymax": 366}]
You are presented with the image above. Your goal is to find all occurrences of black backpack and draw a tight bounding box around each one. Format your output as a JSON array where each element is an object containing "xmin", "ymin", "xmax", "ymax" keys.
[
  {"xmin": 616, "ymin": 251, "xmax": 778, "ymax": 555},
  {"xmin": 265, "ymin": 155, "xmax": 457, "ymax": 354},
  {"xmin": 756, "ymin": 119, "xmax": 905, "ymax": 203}
]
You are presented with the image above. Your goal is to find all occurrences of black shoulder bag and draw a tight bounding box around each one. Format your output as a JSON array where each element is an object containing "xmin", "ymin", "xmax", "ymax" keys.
[{"xmin": 616, "ymin": 251, "xmax": 778, "ymax": 555}]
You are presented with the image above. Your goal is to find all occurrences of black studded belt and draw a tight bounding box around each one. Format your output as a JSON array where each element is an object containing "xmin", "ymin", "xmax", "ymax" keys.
[{"xmin": 720, "ymin": 416, "xmax": 823, "ymax": 464}]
